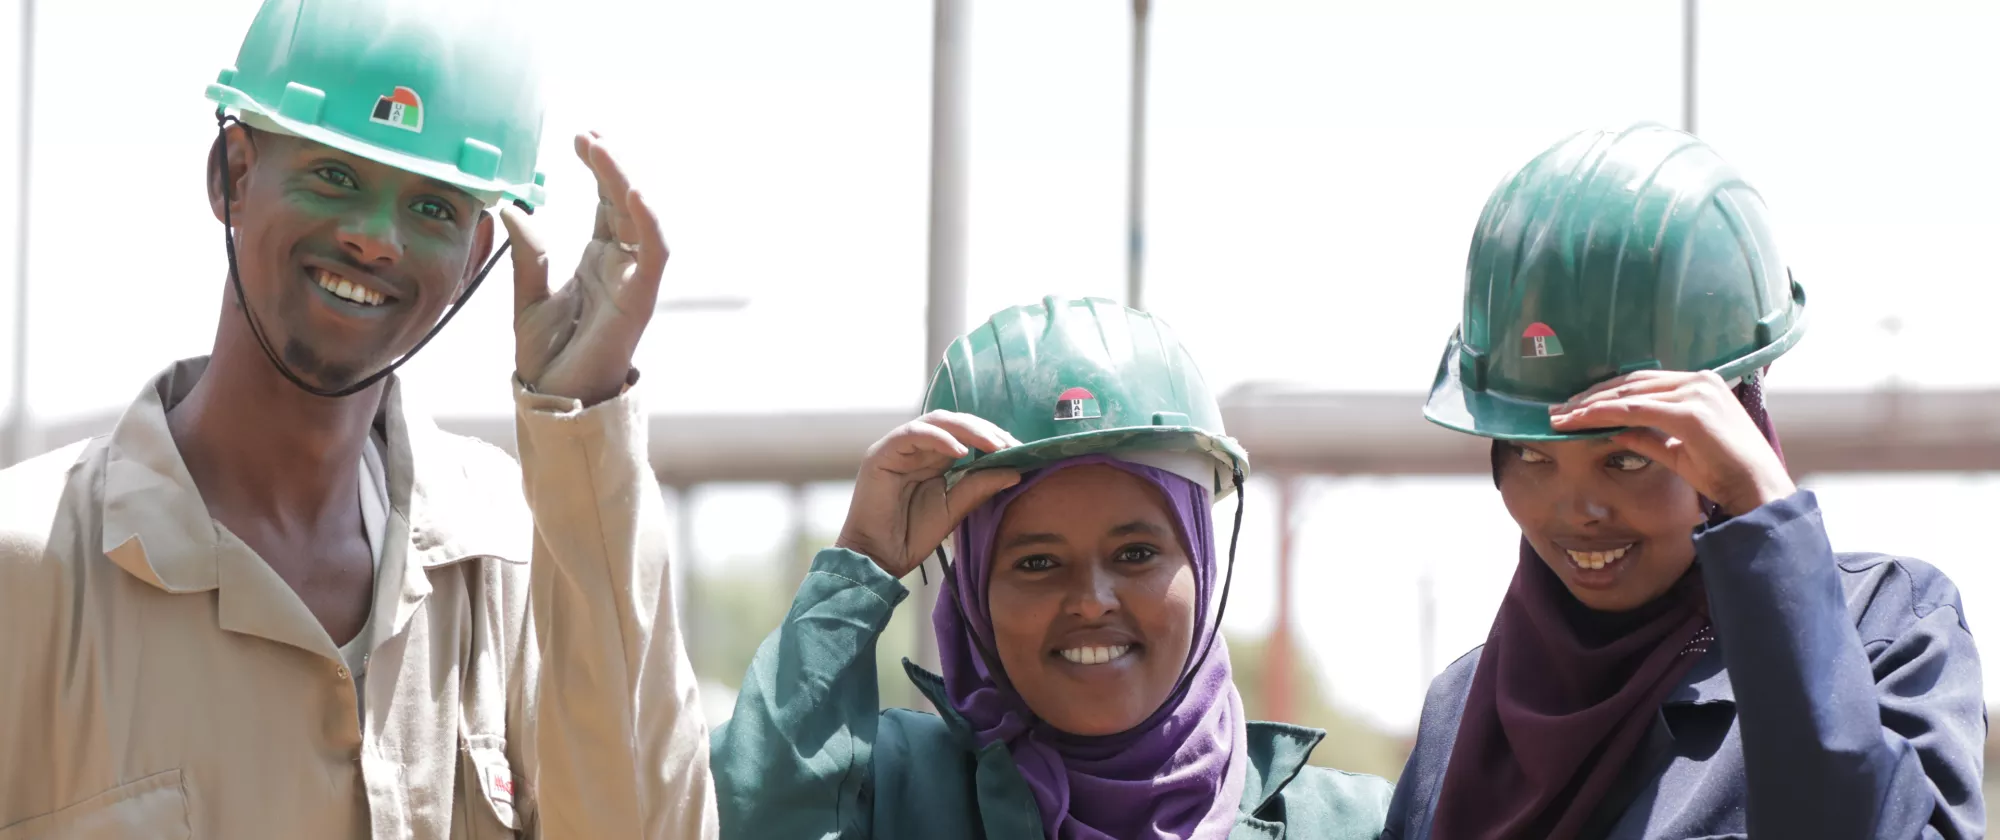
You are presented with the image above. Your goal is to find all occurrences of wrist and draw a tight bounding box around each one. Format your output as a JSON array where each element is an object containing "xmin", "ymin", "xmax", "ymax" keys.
[
  {"xmin": 1719, "ymin": 473, "xmax": 1797, "ymax": 518},
  {"xmin": 524, "ymin": 367, "xmax": 640, "ymax": 407},
  {"xmin": 834, "ymin": 533, "xmax": 908, "ymax": 579}
]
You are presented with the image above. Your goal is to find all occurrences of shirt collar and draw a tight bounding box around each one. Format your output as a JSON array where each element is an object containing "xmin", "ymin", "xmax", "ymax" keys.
[{"xmin": 98, "ymin": 356, "xmax": 523, "ymax": 597}]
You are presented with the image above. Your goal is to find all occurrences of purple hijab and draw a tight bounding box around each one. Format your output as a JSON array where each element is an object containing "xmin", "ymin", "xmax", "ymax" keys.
[{"xmin": 934, "ymin": 454, "xmax": 1249, "ymax": 840}]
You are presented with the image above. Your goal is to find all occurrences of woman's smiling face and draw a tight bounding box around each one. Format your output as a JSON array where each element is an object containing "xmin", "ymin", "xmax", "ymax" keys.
[
  {"xmin": 1497, "ymin": 438, "xmax": 1705, "ymax": 613},
  {"xmin": 985, "ymin": 465, "xmax": 1198, "ymax": 736}
]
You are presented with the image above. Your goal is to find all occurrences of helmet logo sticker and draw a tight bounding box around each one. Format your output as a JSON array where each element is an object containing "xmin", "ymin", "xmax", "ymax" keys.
[
  {"xmin": 370, "ymin": 86, "xmax": 425, "ymax": 133},
  {"xmin": 1054, "ymin": 387, "xmax": 1102, "ymax": 421},
  {"xmin": 1521, "ymin": 322, "xmax": 1564, "ymax": 358}
]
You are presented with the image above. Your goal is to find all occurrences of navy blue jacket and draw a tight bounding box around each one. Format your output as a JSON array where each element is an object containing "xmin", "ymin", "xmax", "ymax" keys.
[{"xmin": 1384, "ymin": 491, "xmax": 1986, "ymax": 839}]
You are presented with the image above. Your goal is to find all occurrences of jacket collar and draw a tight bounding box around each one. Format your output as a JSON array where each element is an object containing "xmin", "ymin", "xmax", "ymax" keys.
[
  {"xmin": 98, "ymin": 356, "xmax": 522, "ymax": 599},
  {"xmin": 901, "ymin": 660, "xmax": 1319, "ymax": 819}
]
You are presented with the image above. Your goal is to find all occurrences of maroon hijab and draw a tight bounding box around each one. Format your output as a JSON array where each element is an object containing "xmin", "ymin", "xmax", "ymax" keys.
[{"xmin": 1429, "ymin": 377, "xmax": 1784, "ymax": 840}]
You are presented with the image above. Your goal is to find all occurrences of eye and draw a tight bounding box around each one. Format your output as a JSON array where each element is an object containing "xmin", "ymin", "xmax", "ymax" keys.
[
  {"xmin": 1014, "ymin": 555, "xmax": 1057, "ymax": 573},
  {"xmin": 1608, "ymin": 452, "xmax": 1653, "ymax": 472},
  {"xmin": 314, "ymin": 166, "xmax": 359, "ymax": 189},
  {"xmin": 1114, "ymin": 544, "xmax": 1160, "ymax": 564},
  {"xmin": 1516, "ymin": 446, "xmax": 1553, "ymax": 464},
  {"xmin": 411, "ymin": 197, "xmax": 457, "ymax": 221}
]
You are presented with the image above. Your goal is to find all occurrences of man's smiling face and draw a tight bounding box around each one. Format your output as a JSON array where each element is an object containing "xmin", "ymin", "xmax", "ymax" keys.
[{"xmin": 213, "ymin": 125, "xmax": 494, "ymax": 391}]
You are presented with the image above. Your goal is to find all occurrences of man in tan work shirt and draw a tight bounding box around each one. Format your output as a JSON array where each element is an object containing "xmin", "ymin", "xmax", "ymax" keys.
[{"xmin": 0, "ymin": 1, "xmax": 717, "ymax": 837}]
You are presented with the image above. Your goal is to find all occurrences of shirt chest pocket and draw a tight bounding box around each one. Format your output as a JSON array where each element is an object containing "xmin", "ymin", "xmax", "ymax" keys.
[
  {"xmin": 0, "ymin": 770, "xmax": 189, "ymax": 840},
  {"xmin": 454, "ymin": 733, "xmax": 522, "ymax": 839}
]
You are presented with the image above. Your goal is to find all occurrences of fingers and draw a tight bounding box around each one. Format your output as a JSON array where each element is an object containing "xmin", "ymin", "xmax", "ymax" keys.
[
  {"xmin": 919, "ymin": 410, "xmax": 1022, "ymax": 456},
  {"xmin": 865, "ymin": 411, "xmax": 1021, "ymax": 478},
  {"xmin": 1550, "ymin": 395, "xmax": 1702, "ymax": 434},
  {"xmin": 945, "ymin": 469, "xmax": 1023, "ymax": 520},
  {"xmin": 499, "ymin": 205, "xmax": 551, "ymax": 318},
  {"xmin": 902, "ymin": 468, "xmax": 1022, "ymax": 573},
  {"xmin": 1558, "ymin": 370, "xmax": 1684, "ymax": 411},
  {"xmin": 619, "ymin": 186, "xmax": 669, "ymax": 310},
  {"xmin": 577, "ymin": 132, "xmax": 638, "ymax": 245},
  {"xmin": 1610, "ymin": 428, "xmax": 1679, "ymax": 464},
  {"xmin": 882, "ymin": 420, "xmax": 978, "ymax": 465},
  {"xmin": 1559, "ymin": 370, "xmax": 1732, "ymax": 413}
]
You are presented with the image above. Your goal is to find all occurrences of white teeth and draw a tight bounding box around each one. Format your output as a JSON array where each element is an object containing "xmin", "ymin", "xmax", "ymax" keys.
[
  {"xmin": 1058, "ymin": 645, "xmax": 1131, "ymax": 666},
  {"xmin": 314, "ymin": 269, "xmax": 385, "ymax": 306},
  {"xmin": 1566, "ymin": 545, "xmax": 1631, "ymax": 571}
]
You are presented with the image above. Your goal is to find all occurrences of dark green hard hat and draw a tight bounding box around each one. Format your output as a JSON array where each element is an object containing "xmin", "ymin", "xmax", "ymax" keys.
[
  {"xmin": 925, "ymin": 296, "xmax": 1247, "ymax": 499},
  {"xmin": 1424, "ymin": 122, "xmax": 1808, "ymax": 441}
]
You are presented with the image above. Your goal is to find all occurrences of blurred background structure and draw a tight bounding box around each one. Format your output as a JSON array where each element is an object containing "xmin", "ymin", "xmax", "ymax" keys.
[{"xmin": 4, "ymin": 0, "xmax": 2000, "ymax": 816}]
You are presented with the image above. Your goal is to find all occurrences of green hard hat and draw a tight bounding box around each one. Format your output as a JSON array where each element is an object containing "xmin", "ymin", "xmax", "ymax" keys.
[
  {"xmin": 205, "ymin": 0, "xmax": 548, "ymax": 209},
  {"xmin": 1424, "ymin": 122, "xmax": 1808, "ymax": 441},
  {"xmin": 925, "ymin": 296, "xmax": 1248, "ymax": 500}
]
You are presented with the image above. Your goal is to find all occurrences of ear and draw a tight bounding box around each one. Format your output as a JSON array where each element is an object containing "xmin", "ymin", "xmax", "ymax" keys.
[
  {"xmin": 460, "ymin": 209, "xmax": 497, "ymax": 298},
  {"xmin": 207, "ymin": 123, "xmax": 260, "ymax": 224}
]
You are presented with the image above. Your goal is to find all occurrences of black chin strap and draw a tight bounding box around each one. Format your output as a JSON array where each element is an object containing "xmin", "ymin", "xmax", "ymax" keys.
[
  {"xmin": 215, "ymin": 110, "xmax": 528, "ymax": 399},
  {"xmin": 1177, "ymin": 464, "xmax": 1245, "ymax": 700},
  {"xmin": 928, "ymin": 463, "xmax": 1247, "ymax": 730}
]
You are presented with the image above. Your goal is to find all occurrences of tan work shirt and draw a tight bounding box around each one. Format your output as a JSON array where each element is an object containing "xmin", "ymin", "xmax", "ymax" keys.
[{"xmin": 0, "ymin": 358, "xmax": 718, "ymax": 839}]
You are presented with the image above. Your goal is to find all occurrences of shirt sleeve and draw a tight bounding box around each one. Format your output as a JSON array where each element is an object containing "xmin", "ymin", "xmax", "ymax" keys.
[
  {"xmin": 510, "ymin": 373, "xmax": 720, "ymax": 839},
  {"xmin": 709, "ymin": 547, "xmax": 907, "ymax": 840},
  {"xmin": 0, "ymin": 509, "xmax": 60, "ymax": 828},
  {"xmin": 1695, "ymin": 489, "xmax": 1986, "ymax": 840}
]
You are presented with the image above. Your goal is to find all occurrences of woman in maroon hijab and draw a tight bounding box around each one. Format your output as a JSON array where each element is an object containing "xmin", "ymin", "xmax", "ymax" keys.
[{"xmin": 1386, "ymin": 123, "xmax": 1986, "ymax": 840}]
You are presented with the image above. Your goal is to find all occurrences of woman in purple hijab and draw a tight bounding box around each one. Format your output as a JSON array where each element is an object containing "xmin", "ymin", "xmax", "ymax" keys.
[
  {"xmin": 1388, "ymin": 124, "xmax": 1985, "ymax": 840},
  {"xmin": 711, "ymin": 297, "xmax": 1394, "ymax": 839}
]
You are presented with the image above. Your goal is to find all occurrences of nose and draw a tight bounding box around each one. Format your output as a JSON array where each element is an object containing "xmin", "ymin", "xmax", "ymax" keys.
[
  {"xmin": 336, "ymin": 203, "xmax": 405, "ymax": 267},
  {"xmin": 1555, "ymin": 483, "xmax": 1612, "ymax": 528},
  {"xmin": 1064, "ymin": 561, "xmax": 1120, "ymax": 621}
]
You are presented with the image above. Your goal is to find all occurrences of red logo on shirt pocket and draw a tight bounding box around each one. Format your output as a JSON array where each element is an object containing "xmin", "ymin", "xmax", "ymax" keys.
[{"xmin": 469, "ymin": 745, "xmax": 520, "ymax": 828}]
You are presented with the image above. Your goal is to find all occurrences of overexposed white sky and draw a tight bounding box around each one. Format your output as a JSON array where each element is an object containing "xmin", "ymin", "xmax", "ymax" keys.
[{"xmin": 1, "ymin": 0, "xmax": 1996, "ymax": 733}]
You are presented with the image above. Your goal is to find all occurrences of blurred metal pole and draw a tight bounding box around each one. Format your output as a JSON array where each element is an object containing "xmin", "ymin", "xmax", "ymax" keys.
[
  {"xmin": 786, "ymin": 482, "xmax": 811, "ymax": 582},
  {"xmin": 1417, "ymin": 566, "xmax": 1436, "ymax": 692},
  {"xmin": 915, "ymin": 0, "xmax": 970, "ymax": 709},
  {"xmin": 673, "ymin": 485, "xmax": 698, "ymax": 655},
  {"xmin": 1681, "ymin": 0, "xmax": 1698, "ymax": 135},
  {"xmin": 1125, "ymin": 0, "xmax": 1150, "ymax": 311},
  {"xmin": 1265, "ymin": 474, "xmax": 1297, "ymax": 722},
  {"xmin": 5, "ymin": 0, "xmax": 36, "ymax": 467}
]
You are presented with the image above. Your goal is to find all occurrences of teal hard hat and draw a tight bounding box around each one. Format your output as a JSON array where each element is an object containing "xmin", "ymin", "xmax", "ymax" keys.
[
  {"xmin": 1424, "ymin": 122, "xmax": 1808, "ymax": 441},
  {"xmin": 205, "ymin": 0, "xmax": 548, "ymax": 209},
  {"xmin": 924, "ymin": 296, "xmax": 1248, "ymax": 500}
]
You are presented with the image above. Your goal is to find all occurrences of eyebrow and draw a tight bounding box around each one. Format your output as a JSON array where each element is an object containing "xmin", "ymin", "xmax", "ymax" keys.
[
  {"xmin": 301, "ymin": 153, "xmax": 480, "ymax": 209},
  {"xmin": 433, "ymin": 182, "xmax": 482, "ymax": 209},
  {"xmin": 998, "ymin": 532, "xmax": 1065, "ymax": 552},
  {"xmin": 1109, "ymin": 520, "xmax": 1167, "ymax": 538},
  {"xmin": 997, "ymin": 520, "xmax": 1167, "ymax": 552}
]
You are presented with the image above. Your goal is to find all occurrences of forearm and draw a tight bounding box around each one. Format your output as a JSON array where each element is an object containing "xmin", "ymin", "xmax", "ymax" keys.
[{"xmin": 515, "ymin": 377, "xmax": 717, "ymax": 839}]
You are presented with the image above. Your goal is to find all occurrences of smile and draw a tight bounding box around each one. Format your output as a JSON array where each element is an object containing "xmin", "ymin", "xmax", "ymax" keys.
[
  {"xmin": 1057, "ymin": 645, "xmax": 1133, "ymax": 666},
  {"xmin": 310, "ymin": 267, "xmax": 391, "ymax": 307},
  {"xmin": 1565, "ymin": 544, "xmax": 1633, "ymax": 571}
]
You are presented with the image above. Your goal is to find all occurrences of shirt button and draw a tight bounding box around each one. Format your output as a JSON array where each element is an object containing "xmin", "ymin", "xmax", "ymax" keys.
[{"xmin": 336, "ymin": 665, "xmax": 351, "ymax": 679}]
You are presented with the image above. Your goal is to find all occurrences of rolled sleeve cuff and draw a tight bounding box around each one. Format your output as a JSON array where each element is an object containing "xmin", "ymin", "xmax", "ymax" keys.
[
  {"xmin": 806, "ymin": 548, "xmax": 909, "ymax": 619},
  {"xmin": 1692, "ymin": 488, "xmax": 1830, "ymax": 581}
]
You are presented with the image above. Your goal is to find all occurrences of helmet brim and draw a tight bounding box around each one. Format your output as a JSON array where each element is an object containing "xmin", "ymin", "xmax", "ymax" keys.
[
  {"xmin": 943, "ymin": 427, "xmax": 1248, "ymax": 500},
  {"xmin": 1424, "ymin": 279, "xmax": 1808, "ymax": 441},
  {"xmin": 209, "ymin": 84, "xmax": 544, "ymax": 210},
  {"xmin": 1422, "ymin": 339, "xmax": 1622, "ymax": 441}
]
